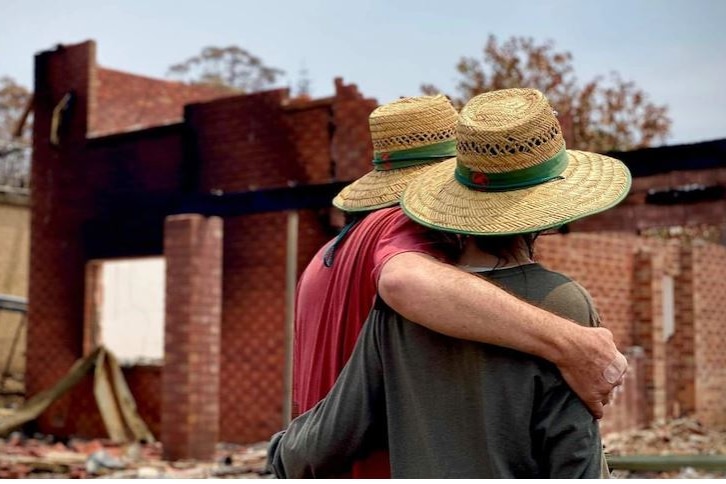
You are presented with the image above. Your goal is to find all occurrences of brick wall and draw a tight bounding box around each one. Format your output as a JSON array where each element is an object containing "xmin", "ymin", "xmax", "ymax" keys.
[
  {"xmin": 28, "ymin": 41, "xmax": 196, "ymax": 440},
  {"xmin": 219, "ymin": 213, "xmax": 287, "ymax": 442},
  {"xmin": 27, "ymin": 41, "xmax": 374, "ymax": 447},
  {"xmin": 669, "ymin": 246, "xmax": 696, "ymax": 416},
  {"xmin": 283, "ymin": 100, "xmax": 334, "ymax": 183},
  {"xmin": 571, "ymin": 167, "xmax": 726, "ymax": 232},
  {"xmin": 537, "ymin": 233, "xmax": 637, "ymax": 347},
  {"xmin": 163, "ymin": 214, "xmax": 222, "ymax": 460},
  {"xmin": 26, "ymin": 39, "xmax": 726, "ymax": 451},
  {"xmin": 633, "ymin": 248, "xmax": 669, "ymax": 422},
  {"xmin": 537, "ymin": 233, "xmax": 726, "ymax": 431},
  {"xmin": 27, "ymin": 41, "xmax": 96, "ymax": 434},
  {"xmin": 691, "ymin": 241, "xmax": 726, "ymax": 425},
  {"xmin": 189, "ymin": 90, "xmax": 304, "ymax": 192},
  {"xmin": 633, "ymin": 239, "xmax": 684, "ymax": 422},
  {"xmin": 330, "ymin": 78, "xmax": 377, "ymax": 181},
  {"xmin": 184, "ymin": 81, "xmax": 370, "ymax": 443},
  {"xmin": 536, "ymin": 233, "xmax": 641, "ymax": 432}
]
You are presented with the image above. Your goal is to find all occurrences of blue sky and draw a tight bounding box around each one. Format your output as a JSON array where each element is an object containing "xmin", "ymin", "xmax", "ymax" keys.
[{"xmin": 2, "ymin": 0, "xmax": 725, "ymax": 145}]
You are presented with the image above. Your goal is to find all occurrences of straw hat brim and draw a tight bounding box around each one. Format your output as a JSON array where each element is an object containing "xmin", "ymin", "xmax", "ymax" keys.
[
  {"xmin": 332, "ymin": 160, "xmax": 451, "ymax": 212},
  {"xmin": 401, "ymin": 150, "xmax": 632, "ymax": 235}
]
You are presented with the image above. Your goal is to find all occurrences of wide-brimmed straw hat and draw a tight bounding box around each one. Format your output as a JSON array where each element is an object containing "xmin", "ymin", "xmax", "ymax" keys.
[
  {"xmin": 332, "ymin": 94, "xmax": 458, "ymax": 212},
  {"xmin": 401, "ymin": 88, "xmax": 632, "ymax": 235}
]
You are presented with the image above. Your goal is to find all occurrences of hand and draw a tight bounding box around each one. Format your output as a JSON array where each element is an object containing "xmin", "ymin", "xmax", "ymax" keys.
[{"xmin": 556, "ymin": 326, "xmax": 628, "ymax": 419}]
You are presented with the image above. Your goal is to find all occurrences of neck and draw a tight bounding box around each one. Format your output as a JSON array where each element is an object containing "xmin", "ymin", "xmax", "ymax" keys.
[{"xmin": 458, "ymin": 236, "xmax": 534, "ymax": 270}]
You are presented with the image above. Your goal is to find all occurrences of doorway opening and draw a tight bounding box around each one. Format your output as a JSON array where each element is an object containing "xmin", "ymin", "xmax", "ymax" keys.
[{"xmin": 85, "ymin": 257, "xmax": 165, "ymax": 366}]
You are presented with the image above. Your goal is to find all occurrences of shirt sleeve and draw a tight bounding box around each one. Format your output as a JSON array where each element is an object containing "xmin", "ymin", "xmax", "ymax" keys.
[
  {"xmin": 267, "ymin": 315, "xmax": 387, "ymax": 478},
  {"xmin": 570, "ymin": 280, "xmax": 602, "ymax": 327},
  {"xmin": 371, "ymin": 209, "xmax": 455, "ymax": 286},
  {"xmin": 532, "ymin": 374, "xmax": 603, "ymax": 479}
]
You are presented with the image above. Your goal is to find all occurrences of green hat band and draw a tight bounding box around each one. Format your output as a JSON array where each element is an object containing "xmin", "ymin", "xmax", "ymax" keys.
[
  {"xmin": 454, "ymin": 148, "xmax": 568, "ymax": 192},
  {"xmin": 373, "ymin": 139, "xmax": 456, "ymax": 171}
]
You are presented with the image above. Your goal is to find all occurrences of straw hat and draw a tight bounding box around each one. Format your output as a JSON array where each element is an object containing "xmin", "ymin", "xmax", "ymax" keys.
[
  {"xmin": 332, "ymin": 94, "xmax": 458, "ymax": 212},
  {"xmin": 401, "ymin": 88, "xmax": 632, "ymax": 235}
]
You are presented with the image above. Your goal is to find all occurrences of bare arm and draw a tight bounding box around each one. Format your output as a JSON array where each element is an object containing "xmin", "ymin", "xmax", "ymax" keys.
[{"xmin": 378, "ymin": 252, "xmax": 627, "ymax": 419}]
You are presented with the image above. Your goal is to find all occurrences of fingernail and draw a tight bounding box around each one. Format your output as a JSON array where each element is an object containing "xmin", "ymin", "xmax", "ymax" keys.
[{"xmin": 604, "ymin": 360, "xmax": 624, "ymax": 384}]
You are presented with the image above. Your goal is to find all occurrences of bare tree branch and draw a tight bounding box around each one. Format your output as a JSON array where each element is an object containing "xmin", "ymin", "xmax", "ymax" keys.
[
  {"xmin": 166, "ymin": 45, "xmax": 284, "ymax": 94},
  {"xmin": 422, "ymin": 35, "xmax": 671, "ymax": 152}
]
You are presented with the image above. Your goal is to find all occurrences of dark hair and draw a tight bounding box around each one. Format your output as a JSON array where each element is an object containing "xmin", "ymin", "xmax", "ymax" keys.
[
  {"xmin": 343, "ymin": 211, "xmax": 369, "ymax": 226},
  {"xmin": 472, "ymin": 232, "xmax": 539, "ymax": 268}
]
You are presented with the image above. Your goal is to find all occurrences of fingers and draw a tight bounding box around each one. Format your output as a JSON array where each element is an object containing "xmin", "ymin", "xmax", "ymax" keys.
[
  {"xmin": 598, "ymin": 372, "xmax": 626, "ymax": 416},
  {"xmin": 608, "ymin": 377, "xmax": 625, "ymax": 405},
  {"xmin": 557, "ymin": 327, "xmax": 629, "ymax": 420},
  {"xmin": 586, "ymin": 401, "xmax": 604, "ymax": 420},
  {"xmin": 593, "ymin": 355, "xmax": 627, "ymax": 418},
  {"xmin": 603, "ymin": 352, "xmax": 628, "ymax": 384}
]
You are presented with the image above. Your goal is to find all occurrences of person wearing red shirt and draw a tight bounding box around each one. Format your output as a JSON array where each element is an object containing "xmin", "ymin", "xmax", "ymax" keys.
[{"xmin": 292, "ymin": 94, "xmax": 627, "ymax": 478}]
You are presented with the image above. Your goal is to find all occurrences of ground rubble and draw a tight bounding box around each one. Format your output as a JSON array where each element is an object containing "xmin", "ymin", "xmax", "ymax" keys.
[
  {"xmin": 1, "ymin": 416, "xmax": 724, "ymax": 479},
  {"xmin": 0, "ymin": 433, "xmax": 272, "ymax": 479},
  {"xmin": 604, "ymin": 416, "xmax": 726, "ymax": 479}
]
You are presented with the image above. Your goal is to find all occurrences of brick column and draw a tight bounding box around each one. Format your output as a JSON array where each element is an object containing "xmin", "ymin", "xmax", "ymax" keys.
[
  {"xmin": 633, "ymin": 249, "xmax": 667, "ymax": 424},
  {"xmin": 162, "ymin": 214, "xmax": 222, "ymax": 461},
  {"xmin": 632, "ymin": 250, "xmax": 655, "ymax": 424},
  {"xmin": 673, "ymin": 245, "xmax": 695, "ymax": 416}
]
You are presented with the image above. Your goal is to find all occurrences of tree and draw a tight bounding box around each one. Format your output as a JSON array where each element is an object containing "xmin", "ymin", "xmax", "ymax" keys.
[
  {"xmin": 422, "ymin": 35, "xmax": 671, "ymax": 152},
  {"xmin": 0, "ymin": 76, "xmax": 32, "ymax": 188},
  {"xmin": 167, "ymin": 46, "xmax": 284, "ymax": 93},
  {"xmin": 294, "ymin": 64, "xmax": 312, "ymax": 99},
  {"xmin": 0, "ymin": 76, "xmax": 32, "ymax": 143}
]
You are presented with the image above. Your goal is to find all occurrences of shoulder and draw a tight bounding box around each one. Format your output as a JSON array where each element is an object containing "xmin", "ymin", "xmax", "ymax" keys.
[
  {"xmin": 370, "ymin": 208, "xmax": 456, "ymax": 268},
  {"xmin": 357, "ymin": 206, "xmax": 407, "ymax": 230},
  {"xmin": 355, "ymin": 207, "xmax": 431, "ymax": 249},
  {"xmin": 530, "ymin": 266, "xmax": 600, "ymax": 328}
]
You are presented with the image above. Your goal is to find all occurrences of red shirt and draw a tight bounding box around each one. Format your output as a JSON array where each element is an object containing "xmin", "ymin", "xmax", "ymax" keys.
[{"xmin": 293, "ymin": 206, "xmax": 449, "ymax": 477}]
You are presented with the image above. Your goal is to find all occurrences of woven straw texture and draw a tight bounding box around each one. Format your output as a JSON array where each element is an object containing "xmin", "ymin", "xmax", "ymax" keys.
[
  {"xmin": 457, "ymin": 88, "xmax": 564, "ymax": 172},
  {"xmin": 332, "ymin": 161, "xmax": 446, "ymax": 212},
  {"xmin": 333, "ymin": 95, "xmax": 458, "ymax": 212},
  {"xmin": 401, "ymin": 89, "xmax": 632, "ymax": 235},
  {"xmin": 370, "ymin": 94, "xmax": 458, "ymax": 153}
]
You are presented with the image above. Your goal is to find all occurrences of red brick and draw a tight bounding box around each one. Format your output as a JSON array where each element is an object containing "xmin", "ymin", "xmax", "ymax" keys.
[
  {"xmin": 28, "ymin": 39, "xmax": 726, "ymax": 450},
  {"xmin": 162, "ymin": 214, "xmax": 222, "ymax": 460}
]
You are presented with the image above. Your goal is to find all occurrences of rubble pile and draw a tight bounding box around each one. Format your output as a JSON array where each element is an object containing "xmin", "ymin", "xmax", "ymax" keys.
[
  {"xmin": 1, "ymin": 416, "xmax": 725, "ymax": 478},
  {"xmin": 604, "ymin": 417, "xmax": 726, "ymax": 456},
  {"xmin": 0, "ymin": 433, "xmax": 272, "ymax": 479},
  {"xmin": 604, "ymin": 417, "xmax": 726, "ymax": 479}
]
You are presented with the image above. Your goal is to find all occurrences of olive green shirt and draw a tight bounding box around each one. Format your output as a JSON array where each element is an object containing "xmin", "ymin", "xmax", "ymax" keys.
[{"xmin": 269, "ymin": 263, "xmax": 604, "ymax": 478}]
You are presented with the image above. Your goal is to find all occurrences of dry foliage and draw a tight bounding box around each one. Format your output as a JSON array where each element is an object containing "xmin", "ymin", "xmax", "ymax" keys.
[
  {"xmin": 422, "ymin": 35, "xmax": 672, "ymax": 152},
  {"xmin": 167, "ymin": 46, "xmax": 284, "ymax": 93},
  {"xmin": 0, "ymin": 77, "xmax": 31, "ymax": 144},
  {"xmin": 0, "ymin": 77, "xmax": 32, "ymax": 188}
]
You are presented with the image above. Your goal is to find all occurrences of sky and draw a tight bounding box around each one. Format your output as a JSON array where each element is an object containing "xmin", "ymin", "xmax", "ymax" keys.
[{"xmin": 2, "ymin": 0, "xmax": 725, "ymax": 145}]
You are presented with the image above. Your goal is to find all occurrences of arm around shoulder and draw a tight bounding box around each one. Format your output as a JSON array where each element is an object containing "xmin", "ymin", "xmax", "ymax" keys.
[
  {"xmin": 377, "ymin": 251, "xmax": 628, "ymax": 419},
  {"xmin": 378, "ymin": 251, "xmax": 574, "ymax": 358}
]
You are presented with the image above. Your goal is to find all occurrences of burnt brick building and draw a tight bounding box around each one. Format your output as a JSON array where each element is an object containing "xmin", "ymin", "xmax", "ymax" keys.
[{"xmin": 27, "ymin": 40, "xmax": 726, "ymax": 459}]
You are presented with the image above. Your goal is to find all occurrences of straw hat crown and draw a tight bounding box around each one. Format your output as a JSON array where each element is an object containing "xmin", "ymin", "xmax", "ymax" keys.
[
  {"xmin": 457, "ymin": 88, "xmax": 564, "ymax": 174},
  {"xmin": 369, "ymin": 94, "xmax": 458, "ymax": 153},
  {"xmin": 332, "ymin": 94, "xmax": 458, "ymax": 213},
  {"xmin": 400, "ymin": 88, "xmax": 632, "ymax": 235}
]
